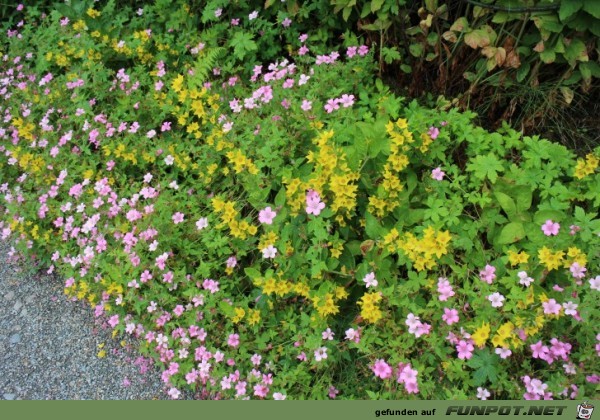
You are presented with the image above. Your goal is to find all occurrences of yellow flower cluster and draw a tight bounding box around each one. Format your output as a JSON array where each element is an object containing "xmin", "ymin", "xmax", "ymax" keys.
[
  {"xmin": 211, "ymin": 197, "xmax": 257, "ymax": 240},
  {"xmin": 312, "ymin": 293, "xmax": 339, "ymax": 317},
  {"xmin": 491, "ymin": 321, "xmax": 518, "ymax": 348},
  {"xmin": 368, "ymin": 119, "xmax": 413, "ymax": 217},
  {"xmin": 563, "ymin": 247, "xmax": 587, "ymax": 268},
  {"xmin": 285, "ymin": 130, "xmax": 359, "ymax": 223},
  {"xmin": 394, "ymin": 226, "xmax": 451, "ymax": 271},
  {"xmin": 507, "ymin": 249, "xmax": 530, "ymax": 266},
  {"xmin": 226, "ymin": 149, "xmax": 259, "ymax": 175},
  {"xmin": 537, "ymin": 246, "xmax": 565, "ymax": 271},
  {"xmin": 574, "ymin": 153, "xmax": 598, "ymax": 179},
  {"xmin": 358, "ymin": 291, "xmax": 383, "ymax": 323}
]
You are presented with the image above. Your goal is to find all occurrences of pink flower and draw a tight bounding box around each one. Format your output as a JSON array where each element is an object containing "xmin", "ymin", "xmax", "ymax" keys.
[
  {"xmin": 569, "ymin": 262, "xmax": 586, "ymax": 279},
  {"xmin": 298, "ymin": 45, "xmax": 309, "ymax": 56},
  {"xmin": 479, "ymin": 264, "xmax": 496, "ymax": 284},
  {"xmin": 358, "ymin": 45, "xmax": 369, "ymax": 56},
  {"xmin": 530, "ymin": 341, "xmax": 550, "ymax": 359},
  {"xmin": 172, "ymin": 212, "xmax": 185, "ymax": 224},
  {"xmin": 258, "ymin": 207, "xmax": 277, "ymax": 225},
  {"xmin": 338, "ymin": 94, "xmax": 355, "ymax": 108},
  {"xmin": 306, "ymin": 190, "xmax": 325, "ymax": 215},
  {"xmin": 431, "ymin": 167, "xmax": 445, "ymax": 181},
  {"xmin": 345, "ymin": 328, "xmax": 360, "ymax": 343},
  {"xmin": 322, "ymin": 328, "xmax": 334, "ymax": 340},
  {"xmin": 301, "ymin": 99, "xmax": 312, "ymax": 111},
  {"xmin": 346, "ymin": 46, "xmax": 357, "ymax": 58},
  {"xmin": 456, "ymin": 340, "xmax": 474, "ymax": 359},
  {"xmin": 281, "ymin": 17, "xmax": 292, "ymax": 27},
  {"xmin": 227, "ymin": 333, "xmax": 240, "ymax": 348},
  {"xmin": 428, "ymin": 126, "xmax": 440, "ymax": 139},
  {"xmin": 542, "ymin": 298, "xmax": 561, "ymax": 315},
  {"xmin": 324, "ymin": 99, "xmax": 339, "ymax": 113},
  {"xmin": 541, "ymin": 220, "xmax": 560, "ymax": 236},
  {"xmin": 437, "ymin": 277, "xmax": 455, "ymax": 301},
  {"xmin": 108, "ymin": 314, "xmax": 119, "ymax": 328},
  {"xmin": 397, "ymin": 364, "xmax": 419, "ymax": 394},
  {"xmin": 495, "ymin": 347, "xmax": 512, "ymax": 359},
  {"xmin": 372, "ymin": 359, "xmax": 392, "ymax": 379},
  {"xmin": 442, "ymin": 308, "xmax": 459, "ymax": 325}
]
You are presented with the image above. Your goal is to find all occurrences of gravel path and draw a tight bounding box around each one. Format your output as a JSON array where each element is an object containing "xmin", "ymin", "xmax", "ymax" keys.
[{"xmin": 0, "ymin": 240, "xmax": 178, "ymax": 400}]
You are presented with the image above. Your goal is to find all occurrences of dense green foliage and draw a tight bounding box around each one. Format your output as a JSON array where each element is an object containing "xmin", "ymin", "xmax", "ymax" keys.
[{"xmin": 0, "ymin": 0, "xmax": 598, "ymax": 400}]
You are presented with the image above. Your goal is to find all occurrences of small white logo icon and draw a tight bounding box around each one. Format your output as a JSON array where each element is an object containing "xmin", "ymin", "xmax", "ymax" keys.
[{"xmin": 577, "ymin": 402, "xmax": 594, "ymax": 420}]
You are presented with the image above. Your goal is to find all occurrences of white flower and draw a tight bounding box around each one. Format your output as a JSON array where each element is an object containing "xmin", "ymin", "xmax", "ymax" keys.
[
  {"xmin": 196, "ymin": 217, "xmax": 208, "ymax": 230},
  {"xmin": 249, "ymin": 11, "xmax": 258, "ymax": 20},
  {"xmin": 517, "ymin": 271, "xmax": 534, "ymax": 287},
  {"xmin": 314, "ymin": 346, "xmax": 328, "ymax": 362},
  {"xmin": 362, "ymin": 271, "xmax": 378, "ymax": 288},
  {"xmin": 261, "ymin": 245, "xmax": 277, "ymax": 259},
  {"xmin": 562, "ymin": 301, "xmax": 578, "ymax": 316},
  {"xmin": 476, "ymin": 387, "xmax": 491, "ymax": 400},
  {"xmin": 487, "ymin": 292, "xmax": 505, "ymax": 308},
  {"xmin": 164, "ymin": 155, "xmax": 175, "ymax": 165},
  {"xmin": 589, "ymin": 275, "xmax": 600, "ymax": 291},
  {"xmin": 272, "ymin": 392, "xmax": 286, "ymax": 400},
  {"xmin": 169, "ymin": 180, "xmax": 179, "ymax": 190}
]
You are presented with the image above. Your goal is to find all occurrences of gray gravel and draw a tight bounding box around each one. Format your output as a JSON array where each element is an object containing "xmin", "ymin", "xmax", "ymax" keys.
[{"xmin": 0, "ymin": 240, "xmax": 188, "ymax": 400}]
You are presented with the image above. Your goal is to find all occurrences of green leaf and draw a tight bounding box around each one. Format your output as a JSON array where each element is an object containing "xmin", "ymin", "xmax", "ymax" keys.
[
  {"xmin": 466, "ymin": 153, "xmax": 505, "ymax": 184},
  {"xmin": 563, "ymin": 38, "xmax": 588, "ymax": 64},
  {"xmin": 467, "ymin": 349, "xmax": 499, "ymax": 386},
  {"xmin": 494, "ymin": 191, "xmax": 517, "ymax": 217},
  {"xmin": 539, "ymin": 49, "xmax": 556, "ymax": 64},
  {"xmin": 409, "ymin": 43, "xmax": 424, "ymax": 57},
  {"xmin": 559, "ymin": 0, "xmax": 584, "ymax": 21},
  {"xmin": 365, "ymin": 212, "xmax": 385, "ymax": 239},
  {"xmin": 533, "ymin": 209, "xmax": 564, "ymax": 224},
  {"xmin": 244, "ymin": 267, "xmax": 261, "ymax": 280},
  {"xmin": 229, "ymin": 31, "xmax": 257, "ymax": 61},
  {"xmin": 371, "ymin": 0, "xmax": 385, "ymax": 12},
  {"xmin": 496, "ymin": 222, "xmax": 525, "ymax": 244},
  {"xmin": 583, "ymin": 1, "xmax": 600, "ymax": 18}
]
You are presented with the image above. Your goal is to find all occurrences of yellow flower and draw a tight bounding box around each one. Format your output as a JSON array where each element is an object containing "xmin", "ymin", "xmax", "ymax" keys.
[
  {"xmin": 471, "ymin": 322, "xmax": 490, "ymax": 347},
  {"xmin": 232, "ymin": 307, "xmax": 245, "ymax": 323},
  {"xmin": 507, "ymin": 250, "xmax": 529, "ymax": 266}
]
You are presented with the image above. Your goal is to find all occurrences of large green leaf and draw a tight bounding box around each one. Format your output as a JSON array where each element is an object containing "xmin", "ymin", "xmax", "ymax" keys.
[
  {"xmin": 583, "ymin": 0, "xmax": 600, "ymax": 18},
  {"xmin": 559, "ymin": 0, "xmax": 583, "ymax": 21},
  {"xmin": 496, "ymin": 222, "xmax": 525, "ymax": 244}
]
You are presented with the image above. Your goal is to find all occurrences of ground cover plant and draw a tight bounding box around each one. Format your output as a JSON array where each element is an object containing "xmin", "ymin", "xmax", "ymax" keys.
[{"xmin": 0, "ymin": 1, "xmax": 599, "ymax": 400}]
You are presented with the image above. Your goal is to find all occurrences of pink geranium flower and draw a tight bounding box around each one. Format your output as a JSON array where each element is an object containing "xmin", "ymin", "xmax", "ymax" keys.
[
  {"xmin": 541, "ymin": 220, "xmax": 560, "ymax": 236},
  {"xmin": 258, "ymin": 206, "xmax": 277, "ymax": 225},
  {"xmin": 372, "ymin": 359, "xmax": 392, "ymax": 379}
]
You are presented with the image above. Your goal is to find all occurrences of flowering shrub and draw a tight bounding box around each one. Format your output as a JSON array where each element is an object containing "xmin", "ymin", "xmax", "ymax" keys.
[{"xmin": 1, "ymin": 2, "xmax": 599, "ymax": 400}]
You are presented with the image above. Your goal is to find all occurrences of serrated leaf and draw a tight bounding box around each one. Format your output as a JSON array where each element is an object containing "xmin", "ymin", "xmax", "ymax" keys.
[
  {"xmin": 466, "ymin": 153, "xmax": 505, "ymax": 184},
  {"xmin": 229, "ymin": 31, "xmax": 257, "ymax": 61}
]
